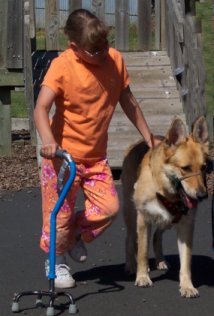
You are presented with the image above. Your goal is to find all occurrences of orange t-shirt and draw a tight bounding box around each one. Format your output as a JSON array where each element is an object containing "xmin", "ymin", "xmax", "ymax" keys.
[{"xmin": 42, "ymin": 47, "xmax": 130, "ymax": 162}]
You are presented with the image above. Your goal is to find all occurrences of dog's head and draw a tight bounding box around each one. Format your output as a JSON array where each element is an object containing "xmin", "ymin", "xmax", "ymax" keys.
[{"xmin": 162, "ymin": 116, "xmax": 209, "ymax": 208}]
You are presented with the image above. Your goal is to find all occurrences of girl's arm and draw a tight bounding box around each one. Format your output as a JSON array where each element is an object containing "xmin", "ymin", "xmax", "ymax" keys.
[
  {"xmin": 34, "ymin": 85, "xmax": 58, "ymax": 158},
  {"xmin": 119, "ymin": 85, "xmax": 160, "ymax": 148}
]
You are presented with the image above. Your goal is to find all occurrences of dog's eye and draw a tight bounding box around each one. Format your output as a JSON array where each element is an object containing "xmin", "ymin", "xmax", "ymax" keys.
[{"xmin": 181, "ymin": 166, "xmax": 192, "ymax": 172}]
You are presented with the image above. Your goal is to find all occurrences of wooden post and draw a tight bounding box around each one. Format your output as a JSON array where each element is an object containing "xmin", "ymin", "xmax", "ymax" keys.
[
  {"xmin": 115, "ymin": 0, "xmax": 129, "ymax": 51},
  {"xmin": 7, "ymin": 0, "xmax": 23, "ymax": 69},
  {"xmin": 45, "ymin": 0, "xmax": 59, "ymax": 50},
  {"xmin": 138, "ymin": 0, "xmax": 151, "ymax": 51},
  {"xmin": 0, "ymin": 0, "xmax": 8, "ymax": 68},
  {"xmin": 155, "ymin": 0, "xmax": 161, "ymax": 50},
  {"xmin": 92, "ymin": 0, "xmax": 105, "ymax": 22},
  {"xmin": 0, "ymin": 0, "xmax": 11, "ymax": 156},
  {"xmin": 69, "ymin": 0, "xmax": 82, "ymax": 13},
  {"xmin": 160, "ymin": 0, "xmax": 166, "ymax": 50},
  {"xmin": 24, "ymin": 0, "xmax": 36, "ymax": 145},
  {"xmin": 0, "ymin": 89, "xmax": 11, "ymax": 156},
  {"xmin": 29, "ymin": 0, "xmax": 36, "ymax": 52}
]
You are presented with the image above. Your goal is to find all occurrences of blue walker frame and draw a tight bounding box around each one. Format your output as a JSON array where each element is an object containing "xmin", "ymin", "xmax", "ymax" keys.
[{"xmin": 12, "ymin": 150, "xmax": 77, "ymax": 315}]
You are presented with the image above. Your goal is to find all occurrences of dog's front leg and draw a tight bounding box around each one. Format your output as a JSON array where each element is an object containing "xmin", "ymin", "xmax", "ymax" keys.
[
  {"xmin": 153, "ymin": 228, "xmax": 169, "ymax": 271},
  {"xmin": 176, "ymin": 213, "xmax": 199, "ymax": 298},
  {"xmin": 135, "ymin": 211, "xmax": 153, "ymax": 287}
]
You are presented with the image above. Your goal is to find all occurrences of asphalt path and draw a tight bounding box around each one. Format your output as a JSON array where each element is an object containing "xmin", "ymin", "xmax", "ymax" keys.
[{"xmin": 1, "ymin": 185, "xmax": 214, "ymax": 316}]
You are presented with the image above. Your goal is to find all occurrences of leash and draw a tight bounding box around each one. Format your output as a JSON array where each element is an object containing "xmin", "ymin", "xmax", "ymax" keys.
[
  {"xmin": 169, "ymin": 172, "xmax": 203, "ymax": 191},
  {"xmin": 179, "ymin": 172, "xmax": 201, "ymax": 181}
]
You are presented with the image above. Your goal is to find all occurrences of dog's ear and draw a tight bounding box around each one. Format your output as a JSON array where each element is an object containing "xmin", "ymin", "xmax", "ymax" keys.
[
  {"xmin": 167, "ymin": 118, "xmax": 187, "ymax": 145},
  {"xmin": 192, "ymin": 116, "xmax": 209, "ymax": 144}
]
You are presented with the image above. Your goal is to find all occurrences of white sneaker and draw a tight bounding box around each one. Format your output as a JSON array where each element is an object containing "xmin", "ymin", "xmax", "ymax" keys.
[
  {"xmin": 68, "ymin": 236, "xmax": 87, "ymax": 263},
  {"xmin": 45, "ymin": 260, "xmax": 75, "ymax": 288}
]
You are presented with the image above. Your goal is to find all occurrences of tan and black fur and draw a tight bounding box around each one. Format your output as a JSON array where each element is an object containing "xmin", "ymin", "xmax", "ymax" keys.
[{"xmin": 121, "ymin": 116, "xmax": 209, "ymax": 298}]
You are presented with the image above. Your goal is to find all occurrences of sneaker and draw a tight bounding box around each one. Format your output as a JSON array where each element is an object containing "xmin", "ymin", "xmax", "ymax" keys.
[
  {"xmin": 45, "ymin": 260, "xmax": 75, "ymax": 288},
  {"xmin": 68, "ymin": 236, "xmax": 87, "ymax": 263}
]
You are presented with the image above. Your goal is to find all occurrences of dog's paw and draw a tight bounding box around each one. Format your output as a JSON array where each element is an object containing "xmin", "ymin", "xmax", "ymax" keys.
[
  {"xmin": 135, "ymin": 274, "xmax": 153, "ymax": 287},
  {"xmin": 156, "ymin": 260, "xmax": 169, "ymax": 271},
  {"xmin": 179, "ymin": 286, "xmax": 199, "ymax": 298}
]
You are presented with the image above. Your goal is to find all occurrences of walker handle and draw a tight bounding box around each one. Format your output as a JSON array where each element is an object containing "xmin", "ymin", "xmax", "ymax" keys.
[
  {"xmin": 40, "ymin": 148, "xmax": 76, "ymax": 194},
  {"xmin": 55, "ymin": 148, "xmax": 73, "ymax": 163},
  {"xmin": 55, "ymin": 149, "xmax": 76, "ymax": 195},
  {"xmin": 39, "ymin": 148, "xmax": 73, "ymax": 163}
]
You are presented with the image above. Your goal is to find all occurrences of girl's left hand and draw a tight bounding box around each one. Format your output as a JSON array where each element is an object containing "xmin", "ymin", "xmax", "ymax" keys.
[{"xmin": 147, "ymin": 134, "xmax": 162, "ymax": 148}]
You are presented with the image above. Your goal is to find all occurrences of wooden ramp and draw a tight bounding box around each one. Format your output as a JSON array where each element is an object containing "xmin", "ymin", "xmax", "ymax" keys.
[{"xmin": 108, "ymin": 51, "xmax": 186, "ymax": 168}]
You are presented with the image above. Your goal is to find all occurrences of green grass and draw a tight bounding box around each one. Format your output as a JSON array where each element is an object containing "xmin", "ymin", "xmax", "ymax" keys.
[
  {"xmin": 11, "ymin": 90, "xmax": 27, "ymax": 118},
  {"xmin": 36, "ymin": 25, "xmax": 141, "ymax": 51},
  {"xmin": 36, "ymin": 28, "xmax": 68, "ymax": 50}
]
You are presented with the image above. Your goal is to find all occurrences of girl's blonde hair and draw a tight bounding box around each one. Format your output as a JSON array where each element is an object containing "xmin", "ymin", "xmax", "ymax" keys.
[{"xmin": 64, "ymin": 9, "xmax": 108, "ymax": 48}]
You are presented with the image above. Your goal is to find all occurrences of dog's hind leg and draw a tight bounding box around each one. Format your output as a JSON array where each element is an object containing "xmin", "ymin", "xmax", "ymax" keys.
[
  {"xmin": 176, "ymin": 213, "xmax": 199, "ymax": 298},
  {"xmin": 153, "ymin": 228, "xmax": 169, "ymax": 271},
  {"xmin": 124, "ymin": 200, "xmax": 137, "ymax": 274}
]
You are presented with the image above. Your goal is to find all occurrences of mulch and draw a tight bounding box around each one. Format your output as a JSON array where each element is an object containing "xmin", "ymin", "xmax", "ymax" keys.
[
  {"xmin": 0, "ymin": 140, "xmax": 40, "ymax": 192},
  {"xmin": 0, "ymin": 133, "xmax": 214, "ymax": 195}
]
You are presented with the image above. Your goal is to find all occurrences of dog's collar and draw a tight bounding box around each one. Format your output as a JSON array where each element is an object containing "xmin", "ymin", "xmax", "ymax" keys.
[{"xmin": 156, "ymin": 192, "xmax": 189, "ymax": 223}]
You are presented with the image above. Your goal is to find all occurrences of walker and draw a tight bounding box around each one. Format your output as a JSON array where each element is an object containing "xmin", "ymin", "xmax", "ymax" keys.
[{"xmin": 11, "ymin": 149, "xmax": 77, "ymax": 315}]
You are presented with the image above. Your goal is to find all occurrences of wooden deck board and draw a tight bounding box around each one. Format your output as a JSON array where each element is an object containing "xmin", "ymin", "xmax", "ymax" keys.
[{"xmin": 107, "ymin": 51, "xmax": 185, "ymax": 168}]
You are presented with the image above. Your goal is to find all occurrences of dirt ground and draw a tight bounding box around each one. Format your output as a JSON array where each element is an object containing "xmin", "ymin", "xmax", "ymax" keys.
[{"xmin": 0, "ymin": 138, "xmax": 40, "ymax": 193}]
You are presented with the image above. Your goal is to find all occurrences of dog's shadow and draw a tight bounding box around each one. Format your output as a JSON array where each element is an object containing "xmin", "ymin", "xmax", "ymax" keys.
[
  {"xmin": 150, "ymin": 254, "xmax": 214, "ymax": 287},
  {"xmin": 73, "ymin": 254, "xmax": 214, "ymax": 291},
  {"xmin": 48, "ymin": 255, "xmax": 214, "ymax": 314}
]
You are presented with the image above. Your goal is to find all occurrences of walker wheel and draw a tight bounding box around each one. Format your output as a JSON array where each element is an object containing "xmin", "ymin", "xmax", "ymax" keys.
[
  {"xmin": 69, "ymin": 303, "xmax": 77, "ymax": 314},
  {"xmin": 11, "ymin": 302, "xmax": 20, "ymax": 313},
  {"xmin": 46, "ymin": 306, "xmax": 55, "ymax": 316}
]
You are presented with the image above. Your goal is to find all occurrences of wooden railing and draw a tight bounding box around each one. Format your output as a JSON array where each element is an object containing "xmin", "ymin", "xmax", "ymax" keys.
[{"xmin": 164, "ymin": 0, "xmax": 214, "ymax": 141}]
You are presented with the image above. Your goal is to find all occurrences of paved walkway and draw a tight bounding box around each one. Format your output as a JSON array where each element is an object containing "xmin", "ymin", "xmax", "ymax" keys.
[{"xmin": 1, "ymin": 186, "xmax": 214, "ymax": 316}]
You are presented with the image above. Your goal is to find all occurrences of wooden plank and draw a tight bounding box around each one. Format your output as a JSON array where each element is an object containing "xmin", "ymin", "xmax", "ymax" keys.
[
  {"xmin": 127, "ymin": 65, "xmax": 172, "ymax": 71},
  {"xmin": 115, "ymin": 0, "xmax": 129, "ymax": 51},
  {"xmin": 160, "ymin": 0, "xmax": 166, "ymax": 49},
  {"xmin": 127, "ymin": 67, "xmax": 174, "ymax": 82},
  {"xmin": 24, "ymin": 0, "xmax": 36, "ymax": 145},
  {"xmin": 109, "ymin": 112, "xmax": 185, "ymax": 133},
  {"xmin": 122, "ymin": 51, "xmax": 168, "ymax": 57},
  {"xmin": 45, "ymin": 0, "xmax": 59, "ymax": 50},
  {"xmin": 155, "ymin": 0, "xmax": 161, "ymax": 50},
  {"xmin": 123, "ymin": 53, "xmax": 171, "ymax": 66},
  {"xmin": 138, "ymin": 0, "xmax": 151, "ymax": 51},
  {"xmin": 0, "ymin": 1, "xmax": 8, "ymax": 68},
  {"xmin": 0, "ymin": 88, "xmax": 11, "ymax": 156},
  {"xmin": 29, "ymin": 0, "xmax": 36, "ymax": 52},
  {"xmin": 166, "ymin": 0, "xmax": 184, "ymax": 43},
  {"xmin": 69, "ymin": 0, "xmax": 82, "ymax": 12},
  {"xmin": 130, "ymin": 76, "xmax": 177, "ymax": 88},
  {"xmin": 0, "ymin": 70, "xmax": 24, "ymax": 86},
  {"xmin": 114, "ymin": 98, "xmax": 183, "ymax": 114},
  {"xmin": 92, "ymin": 0, "xmax": 105, "ymax": 22},
  {"xmin": 7, "ymin": 0, "xmax": 23, "ymax": 69},
  {"xmin": 130, "ymin": 86, "xmax": 181, "ymax": 99}
]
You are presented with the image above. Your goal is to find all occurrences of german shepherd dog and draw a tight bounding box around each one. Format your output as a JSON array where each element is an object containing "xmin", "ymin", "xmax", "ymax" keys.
[{"xmin": 121, "ymin": 116, "xmax": 209, "ymax": 298}]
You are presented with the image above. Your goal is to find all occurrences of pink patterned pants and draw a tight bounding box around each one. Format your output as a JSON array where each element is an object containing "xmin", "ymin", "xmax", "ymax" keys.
[{"xmin": 40, "ymin": 157, "xmax": 119, "ymax": 255}]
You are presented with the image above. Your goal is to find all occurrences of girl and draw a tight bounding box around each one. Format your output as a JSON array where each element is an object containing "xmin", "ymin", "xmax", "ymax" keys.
[{"xmin": 34, "ymin": 9, "xmax": 159, "ymax": 288}]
